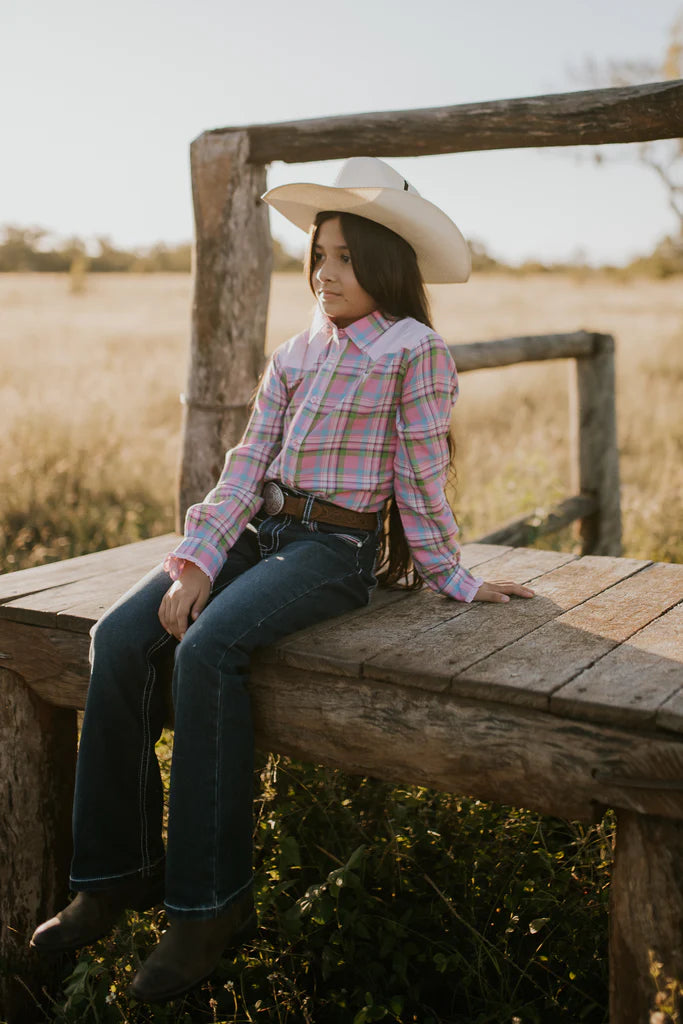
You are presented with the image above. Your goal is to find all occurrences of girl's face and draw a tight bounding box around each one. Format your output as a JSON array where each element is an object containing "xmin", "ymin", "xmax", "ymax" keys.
[{"xmin": 312, "ymin": 217, "xmax": 378, "ymax": 328}]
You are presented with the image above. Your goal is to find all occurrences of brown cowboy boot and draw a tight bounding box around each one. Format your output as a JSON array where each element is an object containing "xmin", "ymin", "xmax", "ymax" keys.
[
  {"xmin": 30, "ymin": 874, "xmax": 165, "ymax": 954},
  {"xmin": 129, "ymin": 891, "xmax": 257, "ymax": 1003}
]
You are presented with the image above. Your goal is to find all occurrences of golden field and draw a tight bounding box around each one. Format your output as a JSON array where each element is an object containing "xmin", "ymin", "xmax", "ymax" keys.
[{"xmin": 1, "ymin": 270, "xmax": 681, "ymax": 572}]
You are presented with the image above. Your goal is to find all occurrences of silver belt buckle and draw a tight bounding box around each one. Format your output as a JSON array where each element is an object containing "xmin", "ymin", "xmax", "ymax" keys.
[{"xmin": 263, "ymin": 481, "xmax": 286, "ymax": 515}]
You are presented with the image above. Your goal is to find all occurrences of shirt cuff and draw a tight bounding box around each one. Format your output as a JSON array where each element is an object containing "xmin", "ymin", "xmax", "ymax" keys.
[
  {"xmin": 438, "ymin": 565, "xmax": 484, "ymax": 603},
  {"xmin": 164, "ymin": 536, "xmax": 225, "ymax": 584}
]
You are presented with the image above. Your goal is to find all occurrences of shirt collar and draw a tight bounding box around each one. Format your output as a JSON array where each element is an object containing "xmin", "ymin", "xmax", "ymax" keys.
[{"xmin": 311, "ymin": 307, "xmax": 396, "ymax": 351}]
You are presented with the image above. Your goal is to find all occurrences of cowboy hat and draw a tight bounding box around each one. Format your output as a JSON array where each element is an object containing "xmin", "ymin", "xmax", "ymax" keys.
[{"xmin": 261, "ymin": 157, "xmax": 471, "ymax": 284}]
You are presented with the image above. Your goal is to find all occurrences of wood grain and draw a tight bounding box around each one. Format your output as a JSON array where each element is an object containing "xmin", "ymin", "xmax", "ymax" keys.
[
  {"xmin": 475, "ymin": 494, "xmax": 596, "ymax": 547},
  {"xmin": 0, "ymin": 619, "xmax": 91, "ymax": 708},
  {"xmin": 248, "ymin": 662, "xmax": 683, "ymax": 822},
  {"xmin": 609, "ymin": 809, "xmax": 683, "ymax": 1024},
  {"xmin": 210, "ymin": 82, "xmax": 683, "ymax": 163},
  {"xmin": 0, "ymin": 561, "xmax": 168, "ymax": 632},
  {"xmin": 0, "ymin": 534, "xmax": 178, "ymax": 607},
  {"xmin": 276, "ymin": 542, "xmax": 511, "ymax": 676},
  {"xmin": 570, "ymin": 333, "xmax": 622, "ymax": 555},
  {"xmin": 178, "ymin": 133, "xmax": 271, "ymax": 523},
  {"xmin": 0, "ymin": 669, "xmax": 76, "ymax": 1023},
  {"xmin": 457, "ymin": 556, "xmax": 652, "ymax": 707},
  {"xmin": 448, "ymin": 331, "xmax": 595, "ymax": 371},
  {"xmin": 552, "ymin": 601, "xmax": 683, "ymax": 729},
  {"xmin": 364, "ymin": 548, "xmax": 577, "ymax": 690}
]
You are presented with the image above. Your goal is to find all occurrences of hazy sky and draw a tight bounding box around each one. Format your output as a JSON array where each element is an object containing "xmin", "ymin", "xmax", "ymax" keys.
[{"xmin": 2, "ymin": 0, "xmax": 681, "ymax": 265}]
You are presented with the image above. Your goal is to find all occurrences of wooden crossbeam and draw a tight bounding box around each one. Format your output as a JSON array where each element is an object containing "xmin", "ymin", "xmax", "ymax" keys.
[{"xmin": 201, "ymin": 81, "xmax": 683, "ymax": 163}]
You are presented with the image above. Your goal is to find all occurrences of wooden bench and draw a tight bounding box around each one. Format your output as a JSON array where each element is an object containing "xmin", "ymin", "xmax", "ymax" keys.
[{"xmin": 1, "ymin": 535, "xmax": 682, "ymax": 1023}]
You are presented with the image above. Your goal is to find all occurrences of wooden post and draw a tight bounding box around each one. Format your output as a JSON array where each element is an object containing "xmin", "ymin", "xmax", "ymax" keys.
[
  {"xmin": 569, "ymin": 333, "xmax": 622, "ymax": 555},
  {"xmin": 177, "ymin": 130, "xmax": 272, "ymax": 526},
  {"xmin": 609, "ymin": 809, "xmax": 683, "ymax": 1023},
  {"xmin": 0, "ymin": 669, "xmax": 77, "ymax": 1023}
]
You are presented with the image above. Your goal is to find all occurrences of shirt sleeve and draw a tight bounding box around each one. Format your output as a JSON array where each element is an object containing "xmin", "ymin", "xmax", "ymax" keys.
[
  {"xmin": 165, "ymin": 351, "xmax": 288, "ymax": 583},
  {"xmin": 393, "ymin": 335, "xmax": 483, "ymax": 602}
]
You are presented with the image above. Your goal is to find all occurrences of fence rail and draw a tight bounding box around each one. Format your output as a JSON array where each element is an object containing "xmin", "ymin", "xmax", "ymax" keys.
[
  {"xmin": 204, "ymin": 81, "xmax": 683, "ymax": 162},
  {"xmin": 448, "ymin": 330, "xmax": 621, "ymax": 553},
  {"xmin": 177, "ymin": 84, "xmax": 648, "ymax": 543}
]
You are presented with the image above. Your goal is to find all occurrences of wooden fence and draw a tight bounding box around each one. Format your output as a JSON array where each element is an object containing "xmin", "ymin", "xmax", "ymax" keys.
[{"xmin": 179, "ymin": 80, "xmax": 682, "ymax": 551}]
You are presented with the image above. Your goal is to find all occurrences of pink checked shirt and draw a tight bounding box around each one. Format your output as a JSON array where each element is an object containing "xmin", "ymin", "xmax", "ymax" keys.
[{"xmin": 167, "ymin": 308, "xmax": 483, "ymax": 602}]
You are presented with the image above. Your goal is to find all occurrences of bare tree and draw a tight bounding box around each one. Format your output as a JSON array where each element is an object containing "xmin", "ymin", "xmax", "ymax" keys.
[{"xmin": 570, "ymin": 14, "xmax": 683, "ymax": 242}]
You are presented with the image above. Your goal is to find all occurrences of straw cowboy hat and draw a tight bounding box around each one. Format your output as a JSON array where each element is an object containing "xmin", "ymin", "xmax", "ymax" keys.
[{"xmin": 261, "ymin": 157, "xmax": 471, "ymax": 284}]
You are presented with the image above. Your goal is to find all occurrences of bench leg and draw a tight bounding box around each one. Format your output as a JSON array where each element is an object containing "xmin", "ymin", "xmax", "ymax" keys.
[
  {"xmin": 0, "ymin": 668, "xmax": 77, "ymax": 1023},
  {"xmin": 610, "ymin": 808, "xmax": 683, "ymax": 1023}
]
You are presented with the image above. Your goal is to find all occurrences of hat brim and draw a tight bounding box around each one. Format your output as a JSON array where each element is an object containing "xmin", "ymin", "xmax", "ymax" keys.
[{"xmin": 262, "ymin": 183, "xmax": 471, "ymax": 284}]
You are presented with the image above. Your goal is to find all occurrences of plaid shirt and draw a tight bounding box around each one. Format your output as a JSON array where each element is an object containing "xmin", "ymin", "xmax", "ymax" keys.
[{"xmin": 167, "ymin": 308, "xmax": 483, "ymax": 601}]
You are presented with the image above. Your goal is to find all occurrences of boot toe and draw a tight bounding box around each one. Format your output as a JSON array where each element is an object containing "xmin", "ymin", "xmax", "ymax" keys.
[{"xmin": 30, "ymin": 915, "xmax": 65, "ymax": 951}]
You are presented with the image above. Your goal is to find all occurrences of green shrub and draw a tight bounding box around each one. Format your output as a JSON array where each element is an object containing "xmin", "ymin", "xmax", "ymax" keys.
[{"xmin": 33, "ymin": 756, "xmax": 613, "ymax": 1024}]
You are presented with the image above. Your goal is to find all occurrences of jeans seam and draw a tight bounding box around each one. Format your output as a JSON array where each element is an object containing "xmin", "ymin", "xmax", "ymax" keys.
[
  {"xmin": 272, "ymin": 515, "xmax": 289, "ymax": 552},
  {"xmin": 165, "ymin": 874, "xmax": 253, "ymax": 915},
  {"xmin": 258, "ymin": 517, "xmax": 283, "ymax": 558},
  {"xmin": 139, "ymin": 632, "xmax": 172, "ymax": 873},
  {"xmin": 213, "ymin": 666, "xmax": 224, "ymax": 908},
  {"xmin": 70, "ymin": 855, "xmax": 166, "ymax": 887}
]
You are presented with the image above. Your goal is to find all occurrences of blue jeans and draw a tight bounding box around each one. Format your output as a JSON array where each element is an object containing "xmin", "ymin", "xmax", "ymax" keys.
[{"xmin": 69, "ymin": 512, "xmax": 380, "ymax": 919}]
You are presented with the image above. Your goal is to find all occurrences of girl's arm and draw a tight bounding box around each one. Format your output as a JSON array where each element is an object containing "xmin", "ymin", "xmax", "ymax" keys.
[
  {"xmin": 394, "ymin": 336, "xmax": 533, "ymax": 604},
  {"xmin": 166, "ymin": 352, "xmax": 289, "ymax": 584}
]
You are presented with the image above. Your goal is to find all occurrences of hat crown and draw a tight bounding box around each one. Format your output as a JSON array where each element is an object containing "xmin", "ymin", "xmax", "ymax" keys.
[{"xmin": 332, "ymin": 157, "xmax": 420, "ymax": 197}]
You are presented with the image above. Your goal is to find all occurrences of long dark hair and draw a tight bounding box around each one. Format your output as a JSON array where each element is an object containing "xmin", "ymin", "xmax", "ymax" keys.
[{"xmin": 306, "ymin": 211, "xmax": 457, "ymax": 590}]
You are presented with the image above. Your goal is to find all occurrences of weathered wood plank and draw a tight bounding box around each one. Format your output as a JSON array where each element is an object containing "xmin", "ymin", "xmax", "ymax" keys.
[
  {"xmin": 456, "ymin": 556, "xmax": 653, "ymax": 707},
  {"xmin": 449, "ymin": 331, "xmax": 595, "ymax": 371},
  {"xmin": 609, "ymin": 809, "xmax": 683, "ymax": 1024},
  {"xmin": 0, "ymin": 560, "xmax": 170, "ymax": 632},
  {"xmin": 658, "ymin": 683, "xmax": 683, "ymax": 736},
  {"xmin": 0, "ymin": 669, "xmax": 76, "ymax": 1023},
  {"xmin": 225, "ymin": 82, "xmax": 683, "ymax": 163},
  {"xmin": 0, "ymin": 534, "xmax": 178, "ymax": 608},
  {"xmin": 278, "ymin": 546, "xmax": 567, "ymax": 679},
  {"xmin": 0, "ymin": 619, "xmax": 91, "ymax": 709},
  {"xmin": 248, "ymin": 661, "xmax": 683, "ymax": 821},
  {"xmin": 363, "ymin": 549, "xmax": 577, "ymax": 690},
  {"xmin": 550, "ymin": 602, "xmax": 683, "ymax": 729}
]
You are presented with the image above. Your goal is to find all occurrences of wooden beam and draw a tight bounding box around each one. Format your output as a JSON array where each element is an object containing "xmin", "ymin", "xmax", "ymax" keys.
[
  {"xmin": 449, "ymin": 331, "xmax": 595, "ymax": 372},
  {"xmin": 0, "ymin": 669, "xmax": 76, "ymax": 1024},
  {"xmin": 247, "ymin": 661, "xmax": 683, "ymax": 823},
  {"xmin": 609, "ymin": 809, "xmax": 683, "ymax": 1024},
  {"xmin": 201, "ymin": 81, "xmax": 683, "ymax": 163},
  {"xmin": 570, "ymin": 333, "xmax": 622, "ymax": 555},
  {"xmin": 177, "ymin": 132, "xmax": 272, "ymax": 524},
  {"xmin": 7, "ymin": 616, "xmax": 683, "ymax": 823},
  {"xmin": 474, "ymin": 494, "xmax": 596, "ymax": 546}
]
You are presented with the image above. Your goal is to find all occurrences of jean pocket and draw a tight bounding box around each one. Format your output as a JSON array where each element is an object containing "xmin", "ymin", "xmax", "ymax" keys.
[{"xmin": 328, "ymin": 532, "xmax": 365, "ymax": 549}]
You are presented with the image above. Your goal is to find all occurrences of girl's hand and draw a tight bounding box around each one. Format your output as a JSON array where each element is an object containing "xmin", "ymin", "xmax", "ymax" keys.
[
  {"xmin": 472, "ymin": 580, "xmax": 535, "ymax": 604},
  {"xmin": 158, "ymin": 562, "xmax": 211, "ymax": 640}
]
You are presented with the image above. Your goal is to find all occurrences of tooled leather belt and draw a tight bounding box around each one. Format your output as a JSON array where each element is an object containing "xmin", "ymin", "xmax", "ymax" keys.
[{"xmin": 262, "ymin": 481, "xmax": 378, "ymax": 530}]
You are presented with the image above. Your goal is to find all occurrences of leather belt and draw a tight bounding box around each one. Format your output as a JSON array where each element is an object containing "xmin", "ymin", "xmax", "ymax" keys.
[{"xmin": 262, "ymin": 481, "xmax": 378, "ymax": 530}]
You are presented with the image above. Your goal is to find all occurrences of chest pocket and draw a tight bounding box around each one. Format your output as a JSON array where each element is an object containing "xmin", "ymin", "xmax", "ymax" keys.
[{"xmin": 349, "ymin": 360, "xmax": 403, "ymax": 413}]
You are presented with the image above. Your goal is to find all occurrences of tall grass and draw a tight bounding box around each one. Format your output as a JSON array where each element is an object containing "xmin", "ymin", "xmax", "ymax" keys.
[{"xmin": 2, "ymin": 271, "xmax": 681, "ymax": 1022}]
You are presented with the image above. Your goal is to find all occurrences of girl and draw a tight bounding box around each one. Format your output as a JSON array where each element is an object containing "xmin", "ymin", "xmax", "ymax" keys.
[{"xmin": 30, "ymin": 157, "xmax": 534, "ymax": 1003}]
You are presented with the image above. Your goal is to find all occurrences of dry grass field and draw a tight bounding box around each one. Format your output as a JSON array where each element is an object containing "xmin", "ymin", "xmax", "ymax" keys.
[{"xmin": 1, "ymin": 270, "xmax": 681, "ymax": 572}]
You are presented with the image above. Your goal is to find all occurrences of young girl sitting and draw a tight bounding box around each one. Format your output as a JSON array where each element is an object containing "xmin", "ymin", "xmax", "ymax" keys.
[{"xmin": 31, "ymin": 157, "xmax": 534, "ymax": 1003}]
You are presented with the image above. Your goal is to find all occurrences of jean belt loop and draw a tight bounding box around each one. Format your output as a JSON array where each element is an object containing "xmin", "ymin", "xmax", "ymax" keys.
[{"xmin": 302, "ymin": 493, "xmax": 315, "ymax": 526}]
